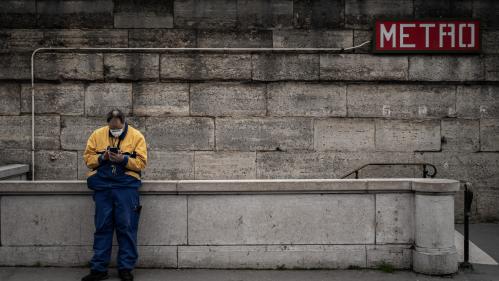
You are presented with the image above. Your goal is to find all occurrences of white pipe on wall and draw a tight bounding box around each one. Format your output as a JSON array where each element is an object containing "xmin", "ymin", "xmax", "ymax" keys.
[{"xmin": 30, "ymin": 41, "xmax": 371, "ymax": 181}]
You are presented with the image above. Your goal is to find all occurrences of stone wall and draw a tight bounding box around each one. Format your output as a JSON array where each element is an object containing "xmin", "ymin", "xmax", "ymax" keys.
[{"xmin": 0, "ymin": 0, "xmax": 498, "ymax": 222}]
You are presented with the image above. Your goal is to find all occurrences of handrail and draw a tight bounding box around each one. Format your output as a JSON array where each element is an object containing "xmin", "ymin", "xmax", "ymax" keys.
[{"xmin": 340, "ymin": 162, "xmax": 437, "ymax": 179}]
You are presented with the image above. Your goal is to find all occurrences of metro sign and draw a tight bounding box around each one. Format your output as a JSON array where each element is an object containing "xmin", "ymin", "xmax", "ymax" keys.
[{"xmin": 373, "ymin": 20, "xmax": 480, "ymax": 53}]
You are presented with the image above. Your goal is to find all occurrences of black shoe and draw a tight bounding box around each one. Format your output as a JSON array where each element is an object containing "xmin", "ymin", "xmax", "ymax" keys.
[
  {"xmin": 81, "ymin": 270, "xmax": 109, "ymax": 281},
  {"xmin": 118, "ymin": 269, "xmax": 134, "ymax": 281}
]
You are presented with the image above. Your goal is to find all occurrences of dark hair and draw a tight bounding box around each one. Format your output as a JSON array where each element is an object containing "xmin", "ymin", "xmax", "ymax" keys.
[{"xmin": 106, "ymin": 109, "xmax": 125, "ymax": 123}]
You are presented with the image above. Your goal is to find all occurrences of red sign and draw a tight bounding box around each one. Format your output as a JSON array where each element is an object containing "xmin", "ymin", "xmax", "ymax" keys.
[{"xmin": 374, "ymin": 20, "xmax": 480, "ymax": 53}]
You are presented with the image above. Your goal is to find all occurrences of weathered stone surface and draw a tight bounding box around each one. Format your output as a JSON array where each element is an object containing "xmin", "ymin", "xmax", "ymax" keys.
[
  {"xmin": 347, "ymin": 84, "xmax": 456, "ymax": 119},
  {"xmin": 36, "ymin": 0, "xmax": 114, "ymax": 28},
  {"xmin": 197, "ymin": 30, "xmax": 273, "ymax": 48},
  {"xmin": 133, "ymin": 82, "xmax": 189, "ymax": 116},
  {"xmin": 376, "ymin": 194, "xmax": 414, "ymax": 244},
  {"xmin": 415, "ymin": 152, "xmax": 499, "ymax": 188},
  {"xmin": 42, "ymin": 29, "xmax": 128, "ymax": 47},
  {"xmin": 314, "ymin": 118, "xmax": 375, "ymax": 151},
  {"xmin": 256, "ymin": 151, "xmax": 335, "ymax": 179},
  {"xmin": 268, "ymin": 82, "xmax": 346, "ymax": 117},
  {"xmin": 457, "ymin": 85, "xmax": 499, "ymax": 118},
  {"xmin": 104, "ymin": 54, "xmax": 159, "ymax": 81},
  {"xmin": 34, "ymin": 150, "xmax": 77, "ymax": 180},
  {"xmin": 414, "ymin": 0, "xmax": 472, "ymax": 18},
  {"xmin": 85, "ymin": 83, "xmax": 132, "ymax": 116},
  {"xmin": 21, "ymin": 83, "xmax": 84, "ymax": 115},
  {"xmin": 128, "ymin": 29, "xmax": 196, "ymax": 48},
  {"xmin": 0, "ymin": 84, "xmax": 20, "ymax": 115},
  {"xmin": 483, "ymin": 31, "xmax": 499, "ymax": 54},
  {"xmin": 35, "ymin": 53, "xmax": 104, "ymax": 81},
  {"xmin": 174, "ymin": 0, "xmax": 237, "ymax": 29},
  {"xmin": 366, "ymin": 245, "xmax": 412, "ymax": 269},
  {"xmin": 194, "ymin": 151, "xmax": 256, "ymax": 179},
  {"xmin": 160, "ymin": 54, "xmax": 251, "ymax": 80},
  {"xmin": 473, "ymin": 0, "xmax": 499, "ymax": 29},
  {"xmin": 215, "ymin": 117, "xmax": 313, "ymax": 151},
  {"xmin": 320, "ymin": 55, "xmax": 408, "ymax": 81},
  {"xmin": 190, "ymin": 82, "xmax": 266, "ymax": 117},
  {"xmin": 441, "ymin": 119, "xmax": 479, "ymax": 152},
  {"xmin": 145, "ymin": 117, "xmax": 214, "ymax": 150},
  {"xmin": 179, "ymin": 245, "xmax": 366, "ymax": 269},
  {"xmin": 375, "ymin": 120, "xmax": 441, "ymax": 152},
  {"xmin": 485, "ymin": 56, "xmax": 499, "ymax": 81},
  {"xmin": 273, "ymin": 30, "xmax": 352, "ymax": 48},
  {"xmin": 0, "ymin": 29, "xmax": 44, "ymax": 51},
  {"xmin": 0, "ymin": 149, "xmax": 31, "ymax": 167},
  {"xmin": 0, "ymin": 115, "xmax": 60, "ymax": 150},
  {"xmin": 143, "ymin": 151, "xmax": 194, "ymax": 180},
  {"xmin": 77, "ymin": 150, "xmax": 89, "ymax": 180},
  {"xmin": 475, "ymin": 187, "xmax": 499, "ymax": 222},
  {"xmin": 252, "ymin": 54, "xmax": 319, "ymax": 81},
  {"xmin": 236, "ymin": 0, "xmax": 293, "ymax": 29},
  {"xmin": 0, "ymin": 0, "xmax": 36, "ymax": 28},
  {"xmin": 61, "ymin": 116, "xmax": 145, "ymax": 150},
  {"xmin": 409, "ymin": 56, "xmax": 483, "ymax": 81},
  {"xmin": 345, "ymin": 0, "xmax": 413, "ymax": 28},
  {"xmin": 480, "ymin": 119, "xmax": 499, "ymax": 151},
  {"xmin": 353, "ymin": 29, "xmax": 372, "ymax": 53},
  {"xmin": 114, "ymin": 0, "xmax": 173, "ymax": 28},
  {"xmin": 0, "ymin": 52, "xmax": 31, "ymax": 80},
  {"xmin": 293, "ymin": 0, "xmax": 344, "ymax": 29},
  {"xmin": 187, "ymin": 194, "xmax": 375, "ymax": 244}
]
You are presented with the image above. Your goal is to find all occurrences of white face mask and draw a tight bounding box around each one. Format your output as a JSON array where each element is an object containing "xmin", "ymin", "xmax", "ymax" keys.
[{"xmin": 110, "ymin": 128, "xmax": 123, "ymax": 138}]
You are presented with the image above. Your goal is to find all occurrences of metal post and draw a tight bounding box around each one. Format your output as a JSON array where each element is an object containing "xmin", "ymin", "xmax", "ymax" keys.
[{"xmin": 460, "ymin": 182, "xmax": 473, "ymax": 270}]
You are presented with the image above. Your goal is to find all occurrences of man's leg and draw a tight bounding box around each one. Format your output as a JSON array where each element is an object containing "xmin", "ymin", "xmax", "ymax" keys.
[
  {"xmin": 90, "ymin": 189, "xmax": 114, "ymax": 272},
  {"xmin": 113, "ymin": 187, "xmax": 141, "ymax": 271}
]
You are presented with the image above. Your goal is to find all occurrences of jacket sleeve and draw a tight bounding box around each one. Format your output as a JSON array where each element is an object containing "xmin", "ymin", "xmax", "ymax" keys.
[
  {"xmin": 83, "ymin": 131, "xmax": 102, "ymax": 170},
  {"xmin": 124, "ymin": 133, "xmax": 147, "ymax": 172}
]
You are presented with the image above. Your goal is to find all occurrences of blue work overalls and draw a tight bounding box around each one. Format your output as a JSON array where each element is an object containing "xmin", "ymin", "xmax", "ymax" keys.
[{"xmin": 87, "ymin": 125, "xmax": 142, "ymax": 272}]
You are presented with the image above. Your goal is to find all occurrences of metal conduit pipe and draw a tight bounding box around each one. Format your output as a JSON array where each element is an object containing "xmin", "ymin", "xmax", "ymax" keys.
[{"xmin": 30, "ymin": 40, "xmax": 371, "ymax": 181}]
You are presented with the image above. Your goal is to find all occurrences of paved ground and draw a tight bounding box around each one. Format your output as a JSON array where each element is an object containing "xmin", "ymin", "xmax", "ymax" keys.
[{"xmin": 1, "ymin": 224, "xmax": 497, "ymax": 281}]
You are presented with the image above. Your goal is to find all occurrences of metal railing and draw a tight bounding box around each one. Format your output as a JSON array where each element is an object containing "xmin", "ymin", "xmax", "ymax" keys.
[{"xmin": 340, "ymin": 162, "xmax": 437, "ymax": 179}]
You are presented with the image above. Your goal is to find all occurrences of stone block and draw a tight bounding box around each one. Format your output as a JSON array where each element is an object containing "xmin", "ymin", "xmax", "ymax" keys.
[
  {"xmin": 345, "ymin": 0, "xmax": 413, "ymax": 28},
  {"xmin": 215, "ymin": 117, "xmax": 313, "ymax": 151},
  {"xmin": 292, "ymin": 0, "xmax": 344, "ymax": 29},
  {"xmin": 187, "ymin": 194, "xmax": 375, "ymax": 244},
  {"xmin": 145, "ymin": 117, "xmax": 214, "ymax": 150},
  {"xmin": 375, "ymin": 193, "xmax": 414, "ymax": 244},
  {"xmin": 197, "ymin": 30, "xmax": 273, "ymax": 48},
  {"xmin": 34, "ymin": 150, "xmax": 77, "ymax": 180},
  {"xmin": 414, "ymin": 0, "xmax": 472, "ymax": 18},
  {"xmin": 0, "ymin": 52, "xmax": 31, "ymax": 80},
  {"xmin": 143, "ymin": 151, "xmax": 194, "ymax": 180},
  {"xmin": 236, "ymin": 0, "xmax": 293, "ymax": 29},
  {"xmin": 174, "ymin": 0, "xmax": 237, "ymax": 29},
  {"xmin": 128, "ymin": 29, "xmax": 196, "ymax": 48},
  {"xmin": 480, "ymin": 119, "xmax": 499, "ymax": 151},
  {"xmin": 21, "ymin": 83, "xmax": 84, "ymax": 115},
  {"xmin": 36, "ymin": 0, "xmax": 114, "ymax": 28},
  {"xmin": 0, "ymin": 0, "xmax": 36, "ymax": 28},
  {"xmin": 273, "ymin": 30, "xmax": 352, "ymax": 48},
  {"xmin": 314, "ymin": 118, "xmax": 375, "ymax": 151},
  {"xmin": 133, "ymin": 82, "xmax": 189, "ymax": 116},
  {"xmin": 267, "ymin": 82, "xmax": 346, "ymax": 117},
  {"xmin": 441, "ymin": 119, "xmax": 479, "ymax": 152},
  {"xmin": 104, "ymin": 54, "xmax": 159, "ymax": 81},
  {"xmin": 483, "ymin": 31, "xmax": 499, "ymax": 54},
  {"xmin": 256, "ymin": 151, "xmax": 335, "ymax": 179},
  {"xmin": 252, "ymin": 54, "xmax": 319, "ymax": 81},
  {"xmin": 0, "ymin": 29, "xmax": 44, "ymax": 51},
  {"xmin": 366, "ymin": 245, "xmax": 412, "ymax": 269},
  {"xmin": 347, "ymin": 84, "xmax": 456, "ymax": 119},
  {"xmin": 35, "ymin": 53, "xmax": 104, "ymax": 81},
  {"xmin": 334, "ymin": 152, "xmax": 417, "ymax": 179},
  {"xmin": 320, "ymin": 54, "xmax": 408, "ymax": 81},
  {"xmin": 179, "ymin": 245, "xmax": 366, "ymax": 269},
  {"xmin": 473, "ymin": 0, "xmax": 499, "ymax": 29},
  {"xmin": 457, "ymin": 85, "xmax": 499, "ymax": 118},
  {"xmin": 353, "ymin": 29, "xmax": 372, "ymax": 53},
  {"xmin": 160, "ymin": 54, "xmax": 251, "ymax": 80},
  {"xmin": 114, "ymin": 0, "xmax": 174, "ymax": 28},
  {"xmin": 409, "ymin": 56, "xmax": 483, "ymax": 81},
  {"xmin": 0, "ymin": 84, "xmax": 20, "ymax": 115},
  {"xmin": 0, "ymin": 149, "xmax": 31, "ymax": 167},
  {"xmin": 190, "ymin": 82, "xmax": 266, "ymax": 117},
  {"xmin": 194, "ymin": 151, "xmax": 256, "ymax": 179},
  {"xmin": 475, "ymin": 187, "xmax": 499, "ymax": 221},
  {"xmin": 485, "ymin": 56, "xmax": 499, "ymax": 81},
  {"xmin": 85, "ymin": 83, "xmax": 132, "ymax": 116},
  {"xmin": 0, "ymin": 115, "xmax": 60, "ymax": 150},
  {"xmin": 42, "ymin": 29, "xmax": 128, "ymax": 48},
  {"xmin": 375, "ymin": 120, "xmax": 441, "ymax": 152}
]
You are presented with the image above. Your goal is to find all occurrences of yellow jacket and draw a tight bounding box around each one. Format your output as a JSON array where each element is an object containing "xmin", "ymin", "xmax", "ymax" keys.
[{"xmin": 84, "ymin": 123, "xmax": 147, "ymax": 181}]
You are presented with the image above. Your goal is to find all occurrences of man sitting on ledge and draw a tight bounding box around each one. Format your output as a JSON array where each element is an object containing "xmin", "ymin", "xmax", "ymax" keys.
[{"xmin": 81, "ymin": 109, "xmax": 148, "ymax": 281}]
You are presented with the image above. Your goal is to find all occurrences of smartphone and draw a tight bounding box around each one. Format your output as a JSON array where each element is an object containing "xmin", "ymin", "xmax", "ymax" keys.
[{"xmin": 108, "ymin": 147, "xmax": 119, "ymax": 154}]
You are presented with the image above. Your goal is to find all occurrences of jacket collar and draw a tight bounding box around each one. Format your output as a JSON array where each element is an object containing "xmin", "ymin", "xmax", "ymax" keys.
[{"xmin": 108, "ymin": 122, "xmax": 128, "ymax": 140}]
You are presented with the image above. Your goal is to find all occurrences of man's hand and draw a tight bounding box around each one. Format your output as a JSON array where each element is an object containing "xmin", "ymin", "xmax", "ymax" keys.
[
  {"xmin": 102, "ymin": 150, "xmax": 110, "ymax": 161},
  {"xmin": 109, "ymin": 151, "xmax": 125, "ymax": 163}
]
